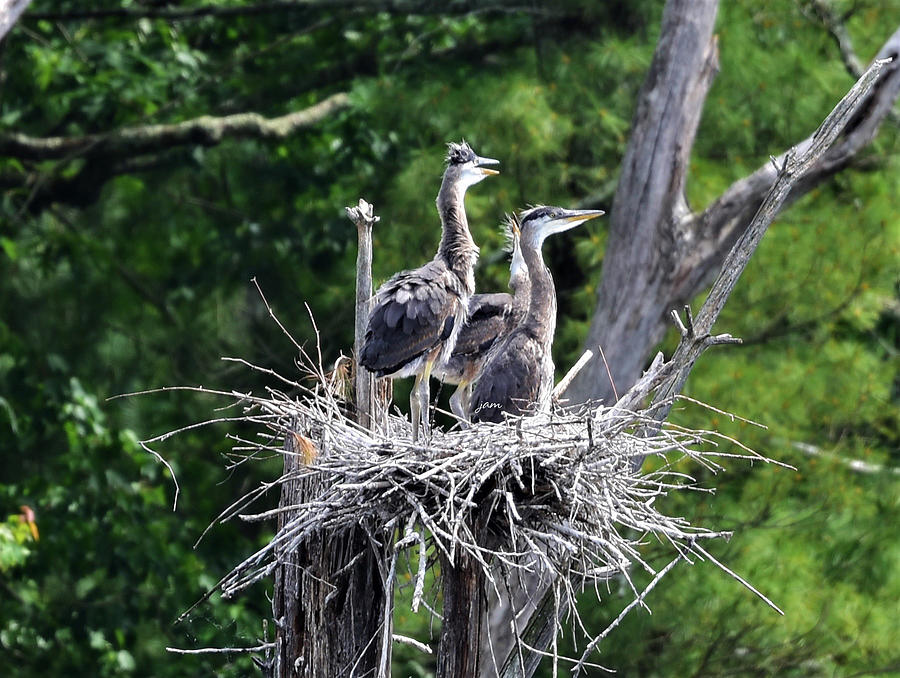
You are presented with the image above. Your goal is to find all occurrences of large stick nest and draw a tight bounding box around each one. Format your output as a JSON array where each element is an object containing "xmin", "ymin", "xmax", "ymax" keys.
[
  {"xmin": 138, "ymin": 307, "xmax": 784, "ymax": 673},
  {"xmin": 221, "ymin": 386, "xmax": 739, "ymax": 600}
]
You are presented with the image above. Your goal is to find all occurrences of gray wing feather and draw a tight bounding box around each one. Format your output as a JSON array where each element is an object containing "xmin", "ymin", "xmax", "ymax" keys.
[
  {"xmin": 451, "ymin": 292, "xmax": 513, "ymax": 356},
  {"xmin": 470, "ymin": 331, "xmax": 543, "ymax": 423},
  {"xmin": 360, "ymin": 261, "xmax": 464, "ymax": 376}
]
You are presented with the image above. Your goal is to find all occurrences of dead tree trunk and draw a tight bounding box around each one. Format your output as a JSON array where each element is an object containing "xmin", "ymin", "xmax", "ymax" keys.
[
  {"xmin": 567, "ymin": 1, "xmax": 900, "ymax": 407},
  {"xmin": 271, "ymin": 424, "xmax": 387, "ymax": 677},
  {"xmin": 271, "ymin": 425, "xmax": 304, "ymax": 676},
  {"xmin": 494, "ymin": 16, "xmax": 896, "ymax": 677},
  {"xmin": 437, "ymin": 548, "xmax": 487, "ymax": 678},
  {"xmin": 0, "ymin": 0, "xmax": 33, "ymax": 41},
  {"xmin": 565, "ymin": 0, "xmax": 720, "ymax": 407},
  {"xmin": 269, "ymin": 201, "xmax": 388, "ymax": 677}
]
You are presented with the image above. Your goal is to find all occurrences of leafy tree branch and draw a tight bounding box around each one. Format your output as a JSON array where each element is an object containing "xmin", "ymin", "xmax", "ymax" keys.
[
  {"xmin": 25, "ymin": 0, "xmax": 557, "ymax": 23},
  {"xmin": 1, "ymin": 92, "xmax": 349, "ymax": 212},
  {"xmin": 0, "ymin": 92, "xmax": 349, "ymax": 161}
]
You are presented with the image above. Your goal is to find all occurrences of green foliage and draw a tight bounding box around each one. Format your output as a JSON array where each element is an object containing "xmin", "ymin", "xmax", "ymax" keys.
[
  {"xmin": 1, "ymin": 0, "xmax": 898, "ymax": 675},
  {"xmin": 0, "ymin": 372, "xmax": 266, "ymax": 677},
  {"xmin": 0, "ymin": 513, "xmax": 35, "ymax": 573}
]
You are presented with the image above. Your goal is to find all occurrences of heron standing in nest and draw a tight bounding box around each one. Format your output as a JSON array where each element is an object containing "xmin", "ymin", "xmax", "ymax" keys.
[
  {"xmin": 360, "ymin": 142, "xmax": 499, "ymax": 439},
  {"xmin": 470, "ymin": 206, "xmax": 604, "ymax": 423},
  {"xmin": 434, "ymin": 214, "xmax": 529, "ymax": 423}
]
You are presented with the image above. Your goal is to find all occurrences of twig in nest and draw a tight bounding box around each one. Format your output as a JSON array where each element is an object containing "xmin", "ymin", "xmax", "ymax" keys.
[{"xmin": 137, "ymin": 289, "xmax": 784, "ymax": 672}]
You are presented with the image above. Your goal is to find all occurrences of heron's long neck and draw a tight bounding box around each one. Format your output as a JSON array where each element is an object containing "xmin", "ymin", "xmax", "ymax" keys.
[
  {"xmin": 509, "ymin": 268, "xmax": 531, "ymax": 316},
  {"xmin": 520, "ymin": 240, "xmax": 556, "ymax": 345},
  {"xmin": 436, "ymin": 178, "xmax": 478, "ymax": 292}
]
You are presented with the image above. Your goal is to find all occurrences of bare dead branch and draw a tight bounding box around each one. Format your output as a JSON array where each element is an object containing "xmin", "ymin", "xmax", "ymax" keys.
[
  {"xmin": 689, "ymin": 542, "xmax": 784, "ymax": 616},
  {"xmin": 805, "ymin": 0, "xmax": 900, "ymax": 127},
  {"xmin": 347, "ymin": 199, "xmax": 380, "ymax": 429},
  {"xmin": 571, "ymin": 555, "xmax": 683, "ymax": 676},
  {"xmin": 551, "ymin": 350, "xmax": 593, "ymax": 402},
  {"xmin": 166, "ymin": 643, "xmax": 275, "ymax": 655},
  {"xmin": 791, "ymin": 441, "xmax": 900, "ymax": 475},
  {"xmin": 644, "ymin": 55, "xmax": 894, "ymax": 431},
  {"xmin": 806, "ymin": 0, "xmax": 865, "ymax": 78},
  {"xmin": 393, "ymin": 634, "xmax": 433, "ymax": 654},
  {"xmin": 568, "ymin": 12, "xmax": 900, "ymax": 407}
]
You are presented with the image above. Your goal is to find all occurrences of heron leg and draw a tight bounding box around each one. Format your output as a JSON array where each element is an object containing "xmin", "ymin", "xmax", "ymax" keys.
[
  {"xmin": 462, "ymin": 383, "xmax": 473, "ymax": 422},
  {"xmin": 418, "ymin": 359, "xmax": 435, "ymax": 441},
  {"xmin": 410, "ymin": 373, "xmax": 422, "ymax": 442},
  {"xmin": 449, "ymin": 381, "xmax": 471, "ymax": 427}
]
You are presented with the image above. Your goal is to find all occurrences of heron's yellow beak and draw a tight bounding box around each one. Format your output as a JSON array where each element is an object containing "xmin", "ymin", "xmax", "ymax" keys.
[
  {"xmin": 562, "ymin": 210, "xmax": 604, "ymax": 223},
  {"xmin": 475, "ymin": 155, "xmax": 499, "ymax": 175}
]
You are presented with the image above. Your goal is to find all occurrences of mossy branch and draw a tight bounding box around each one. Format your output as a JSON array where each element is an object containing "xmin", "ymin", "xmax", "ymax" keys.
[
  {"xmin": 0, "ymin": 92, "xmax": 350, "ymax": 161},
  {"xmin": 0, "ymin": 93, "xmax": 349, "ymax": 214}
]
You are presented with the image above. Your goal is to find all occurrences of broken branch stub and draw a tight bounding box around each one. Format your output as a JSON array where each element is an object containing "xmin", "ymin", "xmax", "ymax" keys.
[{"xmin": 347, "ymin": 198, "xmax": 380, "ymax": 429}]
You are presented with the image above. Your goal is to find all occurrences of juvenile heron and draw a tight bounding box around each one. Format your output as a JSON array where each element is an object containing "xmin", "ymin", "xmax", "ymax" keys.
[
  {"xmin": 360, "ymin": 141, "xmax": 499, "ymax": 439},
  {"xmin": 434, "ymin": 214, "xmax": 529, "ymax": 422},
  {"xmin": 470, "ymin": 206, "xmax": 604, "ymax": 423}
]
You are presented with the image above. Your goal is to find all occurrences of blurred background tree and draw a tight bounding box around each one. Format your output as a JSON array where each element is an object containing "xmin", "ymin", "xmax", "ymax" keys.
[{"xmin": 0, "ymin": 1, "xmax": 897, "ymax": 676}]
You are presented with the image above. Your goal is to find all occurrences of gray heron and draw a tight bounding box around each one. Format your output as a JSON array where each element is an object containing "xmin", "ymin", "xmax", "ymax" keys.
[
  {"xmin": 469, "ymin": 206, "xmax": 604, "ymax": 423},
  {"xmin": 434, "ymin": 214, "xmax": 530, "ymax": 422},
  {"xmin": 360, "ymin": 141, "xmax": 499, "ymax": 439}
]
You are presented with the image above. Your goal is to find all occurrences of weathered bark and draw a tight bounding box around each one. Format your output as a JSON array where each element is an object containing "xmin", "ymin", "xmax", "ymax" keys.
[
  {"xmin": 348, "ymin": 200, "xmax": 379, "ymax": 429},
  {"xmin": 269, "ymin": 202, "xmax": 390, "ymax": 677},
  {"xmin": 437, "ymin": 549, "xmax": 487, "ymax": 678},
  {"xmin": 350, "ymin": 199, "xmax": 395, "ymax": 675},
  {"xmin": 347, "ymin": 201, "xmax": 392, "ymax": 426},
  {"xmin": 270, "ymin": 426, "xmax": 305, "ymax": 676},
  {"xmin": 292, "ymin": 524, "xmax": 386, "ymax": 677},
  {"xmin": 0, "ymin": 0, "xmax": 32, "ymax": 41},
  {"xmin": 567, "ymin": 4, "xmax": 900, "ymax": 406},
  {"xmin": 271, "ymin": 423, "xmax": 387, "ymax": 678}
]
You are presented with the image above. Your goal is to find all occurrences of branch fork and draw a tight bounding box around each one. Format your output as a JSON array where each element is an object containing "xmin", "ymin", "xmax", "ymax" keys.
[
  {"xmin": 670, "ymin": 304, "xmax": 742, "ymax": 347},
  {"xmin": 345, "ymin": 198, "xmax": 380, "ymax": 231}
]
